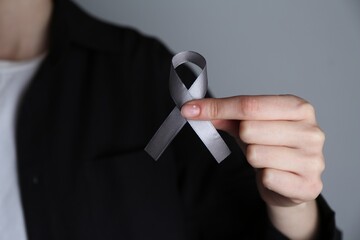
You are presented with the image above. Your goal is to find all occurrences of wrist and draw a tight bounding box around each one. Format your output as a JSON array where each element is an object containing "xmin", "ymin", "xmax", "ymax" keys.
[{"xmin": 267, "ymin": 200, "xmax": 319, "ymax": 240}]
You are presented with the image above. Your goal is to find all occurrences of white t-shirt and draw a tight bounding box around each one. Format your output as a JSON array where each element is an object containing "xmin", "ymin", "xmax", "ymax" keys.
[{"xmin": 0, "ymin": 55, "xmax": 45, "ymax": 240}]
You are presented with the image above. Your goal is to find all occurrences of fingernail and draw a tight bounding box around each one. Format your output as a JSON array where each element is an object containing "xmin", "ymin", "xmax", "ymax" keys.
[{"xmin": 182, "ymin": 104, "xmax": 200, "ymax": 118}]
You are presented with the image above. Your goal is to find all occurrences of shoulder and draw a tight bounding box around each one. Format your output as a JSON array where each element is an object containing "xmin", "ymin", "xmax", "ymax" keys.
[{"xmin": 53, "ymin": 0, "xmax": 171, "ymax": 59}]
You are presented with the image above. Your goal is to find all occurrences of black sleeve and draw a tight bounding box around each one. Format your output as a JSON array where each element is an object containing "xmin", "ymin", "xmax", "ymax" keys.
[{"xmin": 315, "ymin": 195, "xmax": 342, "ymax": 239}]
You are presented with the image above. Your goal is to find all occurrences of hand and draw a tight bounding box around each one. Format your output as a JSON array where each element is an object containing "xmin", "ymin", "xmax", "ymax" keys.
[{"xmin": 181, "ymin": 94, "xmax": 325, "ymax": 238}]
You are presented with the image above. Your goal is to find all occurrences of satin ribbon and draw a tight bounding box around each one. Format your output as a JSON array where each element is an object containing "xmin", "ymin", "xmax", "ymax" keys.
[{"xmin": 145, "ymin": 51, "xmax": 231, "ymax": 163}]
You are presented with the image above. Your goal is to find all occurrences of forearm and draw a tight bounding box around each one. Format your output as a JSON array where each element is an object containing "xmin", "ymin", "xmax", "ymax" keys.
[{"xmin": 267, "ymin": 200, "xmax": 319, "ymax": 240}]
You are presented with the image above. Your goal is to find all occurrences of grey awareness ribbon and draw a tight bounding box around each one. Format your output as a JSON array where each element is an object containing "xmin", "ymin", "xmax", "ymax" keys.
[{"xmin": 145, "ymin": 51, "xmax": 231, "ymax": 163}]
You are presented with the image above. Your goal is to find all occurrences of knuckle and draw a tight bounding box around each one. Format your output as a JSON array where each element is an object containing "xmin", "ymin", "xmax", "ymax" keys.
[
  {"xmin": 246, "ymin": 145, "xmax": 259, "ymax": 168},
  {"xmin": 316, "ymin": 155, "xmax": 326, "ymax": 173},
  {"xmin": 207, "ymin": 99, "xmax": 219, "ymax": 119},
  {"xmin": 261, "ymin": 169, "xmax": 273, "ymax": 190},
  {"xmin": 316, "ymin": 128, "xmax": 326, "ymax": 143},
  {"xmin": 319, "ymin": 156, "xmax": 326, "ymax": 172},
  {"xmin": 308, "ymin": 179, "xmax": 323, "ymax": 199},
  {"xmin": 297, "ymin": 178, "xmax": 323, "ymax": 201},
  {"xmin": 284, "ymin": 94, "xmax": 302, "ymax": 104},
  {"xmin": 238, "ymin": 96, "xmax": 259, "ymax": 117},
  {"xmin": 307, "ymin": 155, "xmax": 325, "ymax": 174},
  {"xmin": 298, "ymin": 101, "xmax": 316, "ymax": 120},
  {"xmin": 308, "ymin": 127, "xmax": 326, "ymax": 145},
  {"xmin": 239, "ymin": 121, "xmax": 252, "ymax": 143}
]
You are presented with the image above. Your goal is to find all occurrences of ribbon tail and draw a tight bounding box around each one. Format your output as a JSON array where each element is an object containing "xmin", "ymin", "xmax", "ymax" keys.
[
  {"xmin": 145, "ymin": 107, "xmax": 186, "ymax": 160},
  {"xmin": 188, "ymin": 120, "xmax": 231, "ymax": 163}
]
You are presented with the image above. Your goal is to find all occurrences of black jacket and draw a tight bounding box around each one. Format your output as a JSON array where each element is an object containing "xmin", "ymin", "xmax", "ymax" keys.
[{"xmin": 16, "ymin": 1, "xmax": 340, "ymax": 239}]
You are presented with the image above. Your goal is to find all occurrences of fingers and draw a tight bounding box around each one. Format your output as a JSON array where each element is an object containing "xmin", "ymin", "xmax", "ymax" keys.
[
  {"xmin": 243, "ymin": 120, "xmax": 325, "ymax": 203},
  {"xmin": 181, "ymin": 94, "xmax": 325, "ymax": 205},
  {"xmin": 181, "ymin": 95, "xmax": 316, "ymax": 123},
  {"xmin": 246, "ymin": 145, "xmax": 325, "ymax": 177},
  {"xmin": 239, "ymin": 120, "xmax": 325, "ymax": 150},
  {"xmin": 257, "ymin": 168, "xmax": 323, "ymax": 202}
]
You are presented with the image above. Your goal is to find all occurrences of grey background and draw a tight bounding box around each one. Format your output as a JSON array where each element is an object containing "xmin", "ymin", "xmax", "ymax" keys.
[{"xmin": 73, "ymin": 0, "xmax": 360, "ymax": 238}]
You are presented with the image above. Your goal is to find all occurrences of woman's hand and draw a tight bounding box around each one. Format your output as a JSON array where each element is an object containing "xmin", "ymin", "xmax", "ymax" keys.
[{"xmin": 181, "ymin": 95, "xmax": 325, "ymax": 239}]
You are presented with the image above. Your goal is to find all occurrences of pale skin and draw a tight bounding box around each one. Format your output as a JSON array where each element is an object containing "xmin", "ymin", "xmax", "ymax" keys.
[
  {"xmin": 182, "ymin": 95, "xmax": 324, "ymax": 239},
  {"xmin": 0, "ymin": 0, "xmax": 51, "ymax": 60},
  {"xmin": 1, "ymin": 0, "xmax": 324, "ymax": 239}
]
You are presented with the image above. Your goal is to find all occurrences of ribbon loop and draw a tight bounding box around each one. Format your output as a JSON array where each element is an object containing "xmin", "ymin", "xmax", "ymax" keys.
[{"xmin": 145, "ymin": 51, "xmax": 231, "ymax": 163}]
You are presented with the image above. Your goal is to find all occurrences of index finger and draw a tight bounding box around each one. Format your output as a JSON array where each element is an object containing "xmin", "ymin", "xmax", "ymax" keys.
[{"xmin": 180, "ymin": 95, "xmax": 316, "ymax": 122}]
